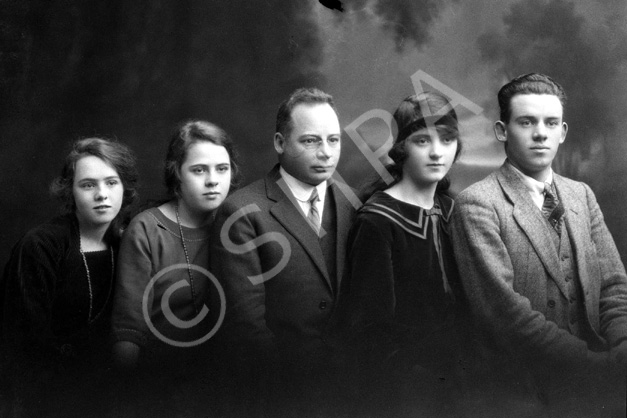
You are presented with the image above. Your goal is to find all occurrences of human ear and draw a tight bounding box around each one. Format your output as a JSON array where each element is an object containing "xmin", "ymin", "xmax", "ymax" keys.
[
  {"xmin": 273, "ymin": 133, "xmax": 285, "ymax": 154},
  {"xmin": 494, "ymin": 121, "xmax": 507, "ymax": 143},
  {"xmin": 559, "ymin": 122, "xmax": 568, "ymax": 144}
]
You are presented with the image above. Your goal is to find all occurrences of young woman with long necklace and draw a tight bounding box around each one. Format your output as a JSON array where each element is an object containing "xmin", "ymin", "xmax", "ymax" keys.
[
  {"xmin": 1, "ymin": 137, "xmax": 138, "ymax": 417},
  {"xmin": 111, "ymin": 120, "xmax": 239, "ymax": 416}
]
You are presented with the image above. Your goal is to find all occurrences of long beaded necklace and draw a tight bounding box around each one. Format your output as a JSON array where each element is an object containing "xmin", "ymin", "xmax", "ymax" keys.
[
  {"xmin": 175, "ymin": 204, "xmax": 200, "ymax": 315},
  {"xmin": 79, "ymin": 241, "xmax": 114, "ymax": 324}
]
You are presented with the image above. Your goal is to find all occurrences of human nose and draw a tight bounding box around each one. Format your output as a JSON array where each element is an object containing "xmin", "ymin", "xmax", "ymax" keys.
[
  {"xmin": 95, "ymin": 184, "xmax": 108, "ymax": 201},
  {"xmin": 317, "ymin": 140, "xmax": 332, "ymax": 159},
  {"xmin": 205, "ymin": 170, "xmax": 218, "ymax": 187},
  {"xmin": 533, "ymin": 123, "xmax": 548, "ymax": 140},
  {"xmin": 430, "ymin": 139, "xmax": 443, "ymax": 159}
]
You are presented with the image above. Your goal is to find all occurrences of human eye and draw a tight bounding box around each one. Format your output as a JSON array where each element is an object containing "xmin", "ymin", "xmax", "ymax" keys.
[
  {"xmin": 547, "ymin": 119, "xmax": 560, "ymax": 127},
  {"xmin": 442, "ymin": 136, "xmax": 457, "ymax": 144},
  {"xmin": 217, "ymin": 164, "xmax": 230, "ymax": 173},
  {"xmin": 80, "ymin": 182, "xmax": 95, "ymax": 189},
  {"xmin": 191, "ymin": 166, "xmax": 206, "ymax": 174},
  {"xmin": 302, "ymin": 137, "xmax": 320, "ymax": 148},
  {"xmin": 519, "ymin": 119, "xmax": 532, "ymax": 127},
  {"xmin": 106, "ymin": 179, "xmax": 120, "ymax": 186},
  {"xmin": 411, "ymin": 135, "xmax": 430, "ymax": 145},
  {"xmin": 328, "ymin": 136, "xmax": 340, "ymax": 145}
]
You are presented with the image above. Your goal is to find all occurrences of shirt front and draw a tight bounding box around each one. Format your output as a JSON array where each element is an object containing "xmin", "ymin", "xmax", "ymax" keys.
[
  {"xmin": 507, "ymin": 160, "xmax": 554, "ymax": 210},
  {"xmin": 279, "ymin": 166, "xmax": 327, "ymax": 220}
]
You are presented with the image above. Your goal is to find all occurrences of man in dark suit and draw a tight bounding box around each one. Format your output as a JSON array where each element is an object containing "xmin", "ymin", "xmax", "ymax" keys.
[
  {"xmin": 451, "ymin": 73, "xmax": 627, "ymax": 416},
  {"xmin": 210, "ymin": 87, "xmax": 357, "ymax": 413}
]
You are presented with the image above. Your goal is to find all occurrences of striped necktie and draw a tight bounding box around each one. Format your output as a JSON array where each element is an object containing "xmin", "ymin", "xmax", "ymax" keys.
[
  {"xmin": 542, "ymin": 182, "xmax": 564, "ymax": 234},
  {"xmin": 308, "ymin": 188, "xmax": 321, "ymax": 233}
]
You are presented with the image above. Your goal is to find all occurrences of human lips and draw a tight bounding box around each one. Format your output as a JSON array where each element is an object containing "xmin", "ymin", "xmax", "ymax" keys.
[
  {"xmin": 312, "ymin": 165, "xmax": 334, "ymax": 172},
  {"xmin": 203, "ymin": 191, "xmax": 220, "ymax": 198},
  {"xmin": 93, "ymin": 205, "xmax": 111, "ymax": 210}
]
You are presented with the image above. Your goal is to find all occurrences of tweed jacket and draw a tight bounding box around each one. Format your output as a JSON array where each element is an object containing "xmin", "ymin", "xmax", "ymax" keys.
[
  {"xmin": 451, "ymin": 161, "xmax": 627, "ymax": 368},
  {"xmin": 209, "ymin": 164, "xmax": 357, "ymax": 356}
]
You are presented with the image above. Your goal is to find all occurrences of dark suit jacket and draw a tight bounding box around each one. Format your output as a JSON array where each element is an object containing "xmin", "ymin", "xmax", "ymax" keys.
[
  {"xmin": 451, "ymin": 162, "xmax": 627, "ymax": 370},
  {"xmin": 209, "ymin": 165, "xmax": 357, "ymax": 359}
]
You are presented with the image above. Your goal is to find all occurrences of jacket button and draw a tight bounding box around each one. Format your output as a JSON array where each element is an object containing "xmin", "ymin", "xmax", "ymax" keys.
[
  {"xmin": 319, "ymin": 300, "xmax": 327, "ymax": 310},
  {"xmin": 547, "ymin": 300, "xmax": 556, "ymax": 308}
]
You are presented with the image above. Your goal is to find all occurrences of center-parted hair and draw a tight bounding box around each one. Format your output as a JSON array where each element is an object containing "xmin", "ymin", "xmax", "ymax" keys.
[
  {"xmin": 164, "ymin": 120, "xmax": 241, "ymax": 199},
  {"xmin": 498, "ymin": 73, "xmax": 567, "ymax": 123},
  {"xmin": 275, "ymin": 87, "xmax": 338, "ymax": 138}
]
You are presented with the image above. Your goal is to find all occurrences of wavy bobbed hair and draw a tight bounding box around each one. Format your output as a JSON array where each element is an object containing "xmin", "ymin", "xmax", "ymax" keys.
[{"xmin": 50, "ymin": 137, "xmax": 139, "ymax": 238}]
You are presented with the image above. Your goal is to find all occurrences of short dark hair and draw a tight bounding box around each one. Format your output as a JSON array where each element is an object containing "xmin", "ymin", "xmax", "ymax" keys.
[
  {"xmin": 498, "ymin": 73, "xmax": 567, "ymax": 123},
  {"xmin": 164, "ymin": 120, "xmax": 241, "ymax": 198},
  {"xmin": 50, "ymin": 137, "xmax": 139, "ymax": 235},
  {"xmin": 275, "ymin": 87, "xmax": 338, "ymax": 138}
]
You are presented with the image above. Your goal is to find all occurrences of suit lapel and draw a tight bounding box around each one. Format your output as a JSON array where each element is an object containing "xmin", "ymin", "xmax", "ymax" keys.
[
  {"xmin": 265, "ymin": 165, "xmax": 332, "ymax": 291},
  {"xmin": 498, "ymin": 164, "xmax": 569, "ymax": 299},
  {"xmin": 329, "ymin": 181, "xmax": 354, "ymax": 292}
]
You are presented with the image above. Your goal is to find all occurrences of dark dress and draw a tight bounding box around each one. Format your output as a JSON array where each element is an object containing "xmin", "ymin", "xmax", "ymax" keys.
[
  {"xmin": 338, "ymin": 191, "xmax": 466, "ymax": 417},
  {"xmin": 1, "ymin": 213, "xmax": 116, "ymax": 418}
]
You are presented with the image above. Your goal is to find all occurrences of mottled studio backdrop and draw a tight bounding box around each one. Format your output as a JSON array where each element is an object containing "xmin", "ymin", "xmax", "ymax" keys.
[{"xmin": 1, "ymin": 0, "xmax": 627, "ymax": 270}]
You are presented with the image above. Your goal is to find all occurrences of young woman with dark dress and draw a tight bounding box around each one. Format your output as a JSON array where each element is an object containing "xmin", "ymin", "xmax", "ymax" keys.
[
  {"xmin": 1, "ymin": 137, "xmax": 138, "ymax": 418},
  {"xmin": 110, "ymin": 120, "xmax": 240, "ymax": 417},
  {"xmin": 337, "ymin": 92, "xmax": 468, "ymax": 417}
]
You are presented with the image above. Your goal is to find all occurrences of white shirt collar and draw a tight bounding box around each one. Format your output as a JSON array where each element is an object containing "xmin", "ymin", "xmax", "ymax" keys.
[
  {"xmin": 279, "ymin": 166, "xmax": 327, "ymax": 217},
  {"xmin": 507, "ymin": 160, "xmax": 553, "ymax": 210}
]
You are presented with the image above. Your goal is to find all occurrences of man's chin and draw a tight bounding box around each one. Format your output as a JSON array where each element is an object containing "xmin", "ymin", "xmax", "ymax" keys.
[
  {"xmin": 303, "ymin": 173, "xmax": 333, "ymax": 186},
  {"xmin": 315, "ymin": 171, "xmax": 335, "ymax": 180}
]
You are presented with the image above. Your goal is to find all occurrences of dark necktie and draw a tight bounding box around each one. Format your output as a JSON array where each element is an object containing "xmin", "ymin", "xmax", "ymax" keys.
[
  {"xmin": 308, "ymin": 188, "xmax": 321, "ymax": 233},
  {"xmin": 542, "ymin": 182, "xmax": 564, "ymax": 234}
]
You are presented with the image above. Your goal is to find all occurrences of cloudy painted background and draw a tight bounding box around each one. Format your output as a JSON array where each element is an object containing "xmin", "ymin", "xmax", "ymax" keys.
[{"xmin": 2, "ymin": 0, "xmax": 627, "ymax": 269}]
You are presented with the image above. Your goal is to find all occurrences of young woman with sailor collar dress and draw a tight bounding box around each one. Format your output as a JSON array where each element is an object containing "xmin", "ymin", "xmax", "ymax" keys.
[
  {"xmin": 111, "ymin": 120, "xmax": 239, "ymax": 370},
  {"xmin": 1, "ymin": 137, "xmax": 138, "ymax": 417},
  {"xmin": 337, "ymin": 92, "xmax": 467, "ymax": 417}
]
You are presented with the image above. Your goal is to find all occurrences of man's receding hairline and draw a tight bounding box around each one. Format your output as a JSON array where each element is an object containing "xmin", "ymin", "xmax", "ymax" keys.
[
  {"xmin": 287, "ymin": 102, "xmax": 339, "ymax": 124},
  {"xmin": 290, "ymin": 101, "xmax": 336, "ymax": 112}
]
